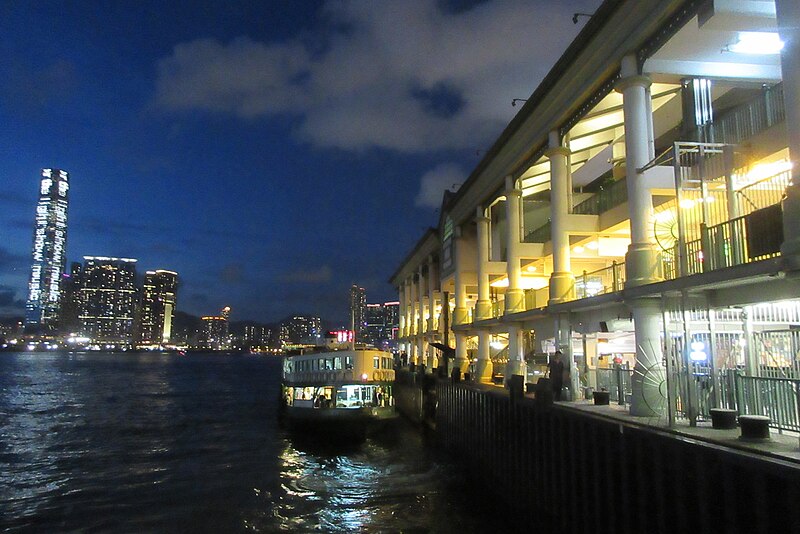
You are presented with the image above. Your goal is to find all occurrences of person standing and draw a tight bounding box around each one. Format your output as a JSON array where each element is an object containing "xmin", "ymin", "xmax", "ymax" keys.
[{"xmin": 548, "ymin": 351, "xmax": 565, "ymax": 401}]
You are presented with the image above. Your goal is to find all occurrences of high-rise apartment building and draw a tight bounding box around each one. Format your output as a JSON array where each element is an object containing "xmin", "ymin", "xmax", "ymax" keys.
[
  {"xmin": 25, "ymin": 168, "xmax": 70, "ymax": 333},
  {"xmin": 349, "ymin": 284, "xmax": 367, "ymax": 340},
  {"xmin": 139, "ymin": 270, "xmax": 178, "ymax": 346},
  {"xmin": 78, "ymin": 257, "xmax": 138, "ymax": 343},
  {"xmin": 199, "ymin": 306, "xmax": 231, "ymax": 349},
  {"xmin": 364, "ymin": 301, "xmax": 400, "ymax": 348},
  {"xmin": 280, "ymin": 315, "xmax": 322, "ymax": 346}
]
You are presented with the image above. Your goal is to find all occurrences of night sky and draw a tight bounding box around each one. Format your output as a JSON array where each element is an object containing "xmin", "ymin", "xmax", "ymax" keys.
[{"xmin": 0, "ymin": 0, "xmax": 601, "ymax": 325}]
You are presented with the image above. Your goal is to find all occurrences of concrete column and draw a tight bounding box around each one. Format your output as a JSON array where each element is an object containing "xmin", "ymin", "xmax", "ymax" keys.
[
  {"xmin": 505, "ymin": 324, "xmax": 526, "ymax": 380},
  {"xmin": 427, "ymin": 255, "xmax": 439, "ymax": 332},
  {"xmin": 616, "ymin": 54, "xmax": 661, "ymax": 287},
  {"xmin": 417, "ymin": 266, "xmax": 428, "ymax": 368},
  {"xmin": 629, "ymin": 298, "xmax": 666, "ymax": 417},
  {"xmin": 453, "ymin": 226, "xmax": 469, "ymax": 326},
  {"xmin": 455, "ymin": 331, "xmax": 469, "ymax": 373},
  {"xmin": 475, "ymin": 329, "xmax": 493, "ymax": 382},
  {"xmin": 504, "ymin": 176, "xmax": 525, "ymax": 314},
  {"xmin": 777, "ymin": 0, "xmax": 800, "ymax": 273},
  {"xmin": 398, "ymin": 281, "xmax": 406, "ymax": 340},
  {"xmin": 547, "ymin": 130, "xmax": 576, "ymax": 303},
  {"xmin": 555, "ymin": 313, "xmax": 579, "ymax": 399},
  {"xmin": 418, "ymin": 266, "xmax": 427, "ymax": 337},
  {"xmin": 404, "ymin": 277, "xmax": 413, "ymax": 338},
  {"xmin": 475, "ymin": 206, "xmax": 493, "ymax": 320}
]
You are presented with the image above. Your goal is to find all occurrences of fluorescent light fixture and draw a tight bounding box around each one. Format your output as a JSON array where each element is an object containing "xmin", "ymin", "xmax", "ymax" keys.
[{"xmin": 728, "ymin": 32, "xmax": 784, "ymax": 55}]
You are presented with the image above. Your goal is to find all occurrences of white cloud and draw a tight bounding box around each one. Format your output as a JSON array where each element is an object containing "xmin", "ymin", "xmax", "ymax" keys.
[
  {"xmin": 415, "ymin": 163, "xmax": 465, "ymax": 208},
  {"xmin": 281, "ymin": 265, "xmax": 332, "ymax": 284},
  {"xmin": 154, "ymin": 0, "xmax": 602, "ymax": 153}
]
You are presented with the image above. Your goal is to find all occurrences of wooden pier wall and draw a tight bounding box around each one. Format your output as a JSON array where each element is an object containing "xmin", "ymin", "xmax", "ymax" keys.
[{"xmin": 395, "ymin": 373, "xmax": 800, "ymax": 534}]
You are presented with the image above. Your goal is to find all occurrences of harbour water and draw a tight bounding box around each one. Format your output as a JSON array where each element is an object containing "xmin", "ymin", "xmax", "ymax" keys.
[{"xmin": 0, "ymin": 352, "xmax": 508, "ymax": 532}]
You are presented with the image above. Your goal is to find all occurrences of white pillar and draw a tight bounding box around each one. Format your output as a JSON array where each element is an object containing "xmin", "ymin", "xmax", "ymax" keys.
[
  {"xmin": 475, "ymin": 330, "xmax": 493, "ymax": 382},
  {"xmin": 398, "ymin": 281, "xmax": 406, "ymax": 340},
  {"xmin": 555, "ymin": 314, "xmax": 579, "ymax": 399},
  {"xmin": 427, "ymin": 255, "xmax": 439, "ymax": 370},
  {"xmin": 453, "ymin": 226, "xmax": 469, "ymax": 326},
  {"xmin": 417, "ymin": 266, "xmax": 428, "ymax": 368},
  {"xmin": 617, "ymin": 54, "xmax": 661, "ymax": 287},
  {"xmin": 455, "ymin": 331, "xmax": 469, "ymax": 373},
  {"xmin": 475, "ymin": 206, "xmax": 493, "ymax": 320},
  {"xmin": 778, "ymin": 0, "xmax": 800, "ymax": 272},
  {"xmin": 547, "ymin": 130, "xmax": 576, "ymax": 303},
  {"xmin": 505, "ymin": 324, "xmax": 526, "ymax": 380},
  {"xmin": 629, "ymin": 299, "xmax": 666, "ymax": 416},
  {"xmin": 504, "ymin": 176, "xmax": 525, "ymax": 314}
]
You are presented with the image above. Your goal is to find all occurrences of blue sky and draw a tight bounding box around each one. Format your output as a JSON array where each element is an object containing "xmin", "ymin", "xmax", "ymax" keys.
[{"xmin": 0, "ymin": 0, "xmax": 600, "ymax": 325}]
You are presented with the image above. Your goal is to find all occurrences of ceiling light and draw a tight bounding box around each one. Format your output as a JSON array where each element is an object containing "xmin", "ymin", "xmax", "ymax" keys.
[
  {"xmin": 573, "ymin": 246, "xmax": 585, "ymax": 254},
  {"xmin": 586, "ymin": 241, "xmax": 599, "ymax": 250},
  {"xmin": 727, "ymin": 32, "xmax": 784, "ymax": 55}
]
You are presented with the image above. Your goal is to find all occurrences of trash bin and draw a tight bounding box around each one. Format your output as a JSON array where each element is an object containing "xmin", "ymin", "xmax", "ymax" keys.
[{"xmin": 593, "ymin": 391, "xmax": 610, "ymax": 405}]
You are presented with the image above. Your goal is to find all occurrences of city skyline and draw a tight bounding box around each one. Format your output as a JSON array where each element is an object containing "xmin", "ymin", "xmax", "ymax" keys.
[{"xmin": 0, "ymin": 0, "xmax": 601, "ymax": 325}]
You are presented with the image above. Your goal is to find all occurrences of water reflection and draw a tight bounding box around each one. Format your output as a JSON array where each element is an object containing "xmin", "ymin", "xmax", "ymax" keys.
[{"xmin": 1, "ymin": 353, "xmax": 501, "ymax": 533}]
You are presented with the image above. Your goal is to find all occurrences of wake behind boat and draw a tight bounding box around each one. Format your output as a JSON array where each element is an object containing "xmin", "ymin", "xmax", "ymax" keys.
[{"xmin": 279, "ymin": 348, "xmax": 398, "ymax": 439}]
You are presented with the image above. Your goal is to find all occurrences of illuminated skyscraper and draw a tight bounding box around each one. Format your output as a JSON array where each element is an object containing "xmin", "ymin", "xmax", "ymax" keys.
[
  {"xmin": 138, "ymin": 270, "xmax": 178, "ymax": 345},
  {"xmin": 78, "ymin": 257, "xmax": 138, "ymax": 343},
  {"xmin": 280, "ymin": 315, "xmax": 322, "ymax": 345},
  {"xmin": 349, "ymin": 284, "xmax": 367, "ymax": 340},
  {"xmin": 25, "ymin": 168, "xmax": 69, "ymax": 332}
]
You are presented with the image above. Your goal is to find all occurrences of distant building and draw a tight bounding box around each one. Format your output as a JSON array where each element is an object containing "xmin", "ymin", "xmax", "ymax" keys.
[
  {"xmin": 364, "ymin": 301, "xmax": 400, "ymax": 349},
  {"xmin": 25, "ymin": 168, "xmax": 70, "ymax": 333},
  {"xmin": 138, "ymin": 270, "xmax": 178, "ymax": 346},
  {"xmin": 77, "ymin": 256, "xmax": 138, "ymax": 343},
  {"xmin": 59, "ymin": 262, "xmax": 83, "ymax": 334},
  {"xmin": 243, "ymin": 324, "xmax": 271, "ymax": 347},
  {"xmin": 280, "ymin": 315, "xmax": 322, "ymax": 346},
  {"xmin": 349, "ymin": 284, "xmax": 367, "ymax": 340},
  {"xmin": 199, "ymin": 306, "xmax": 231, "ymax": 349}
]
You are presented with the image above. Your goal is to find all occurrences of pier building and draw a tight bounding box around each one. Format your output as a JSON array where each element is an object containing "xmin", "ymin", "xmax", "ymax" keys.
[{"xmin": 391, "ymin": 0, "xmax": 800, "ymax": 426}]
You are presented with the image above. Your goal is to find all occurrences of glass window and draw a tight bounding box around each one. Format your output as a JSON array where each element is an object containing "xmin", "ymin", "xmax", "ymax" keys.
[
  {"xmin": 373, "ymin": 357, "xmax": 380, "ymax": 369},
  {"xmin": 334, "ymin": 357, "xmax": 342, "ymax": 370},
  {"xmin": 345, "ymin": 356, "xmax": 353, "ymax": 369}
]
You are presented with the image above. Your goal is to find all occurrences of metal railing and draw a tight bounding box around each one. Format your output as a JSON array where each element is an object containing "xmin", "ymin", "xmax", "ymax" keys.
[
  {"xmin": 572, "ymin": 177, "xmax": 629, "ymax": 215},
  {"xmin": 594, "ymin": 366, "xmax": 633, "ymax": 405},
  {"xmin": 524, "ymin": 221, "xmax": 552, "ymax": 243},
  {"xmin": 575, "ymin": 262, "xmax": 625, "ymax": 299},
  {"xmin": 713, "ymin": 83, "xmax": 785, "ymax": 145},
  {"xmin": 736, "ymin": 375, "xmax": 800, "ymax": 433}
]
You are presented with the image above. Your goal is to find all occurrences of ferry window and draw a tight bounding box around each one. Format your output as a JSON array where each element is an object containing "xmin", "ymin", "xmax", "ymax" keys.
[
  {"xmin": 326, "ymin": 359, "xmax": 333, "ymax": 370},
  {"xmin": 345, "ymin": 356, "xmax": 353, "ymax": 369},
  {"xmin": 318, "ymin": 358, "xmax": 324, "ymax": 370},
  {"xmin": 334, "ymin": 357, "xmax": 342, "ymax": 370},
  {"xmin": 373, "ymin": 357, "xmax": 380, "ymax": 369}
]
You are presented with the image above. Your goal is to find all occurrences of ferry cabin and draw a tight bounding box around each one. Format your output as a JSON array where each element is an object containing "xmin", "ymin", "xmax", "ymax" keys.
[{"xmin": 282, "ymin": 350, "xmax": 395, "ymax": 410}]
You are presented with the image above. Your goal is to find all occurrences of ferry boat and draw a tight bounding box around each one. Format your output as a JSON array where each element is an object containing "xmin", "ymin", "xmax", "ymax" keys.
[{"xmin": 279, "ymin": 349, "xmax": 397, "ymax": 438}]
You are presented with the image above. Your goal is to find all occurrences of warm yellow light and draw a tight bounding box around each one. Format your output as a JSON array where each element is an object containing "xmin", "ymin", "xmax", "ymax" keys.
[
  {"xmin": 679, "ymin": 199, "xmax": 695, "ymax": 209},
  {"xmin": 526, "ymin": 265, "xmax": 537, "ymax": 272},
  {"xmin": 489, "ymin": 276, "xmax": 549, "ymax": 290},
  {"xmin": 586, "ymin": 241, "xmax": 599, "ymax": 250},
  {"xmin": 740, "ymin": 160, "xmax": 793, "ymax": 187},
  {"xmin": 573, "ymin": 246, "xmax": 585, "ymax": 254}
]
